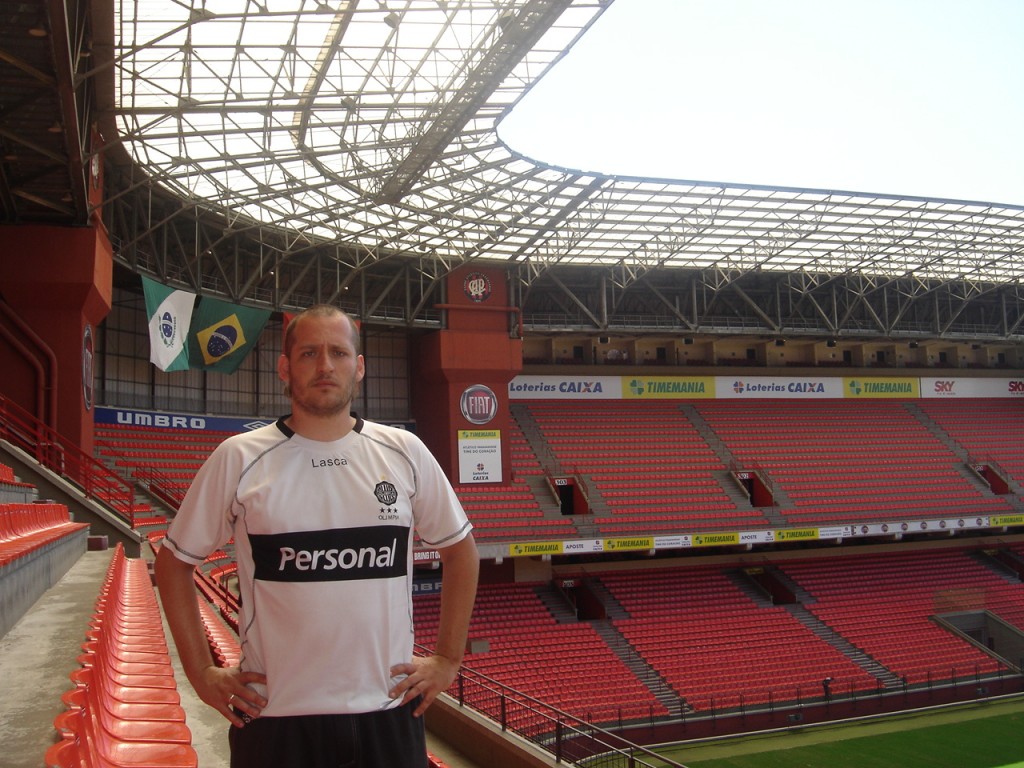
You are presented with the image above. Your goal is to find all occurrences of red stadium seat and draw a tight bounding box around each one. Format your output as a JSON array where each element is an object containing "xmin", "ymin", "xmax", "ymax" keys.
[{"xmin": 50, "ymin": 545, "xmax": 197, "ymax": 766}]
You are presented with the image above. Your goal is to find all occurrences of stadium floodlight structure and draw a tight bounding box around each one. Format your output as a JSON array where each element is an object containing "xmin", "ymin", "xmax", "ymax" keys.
[{"xmin": 99, "ymin": 0, "xmax": 1024, "ymax": 341}]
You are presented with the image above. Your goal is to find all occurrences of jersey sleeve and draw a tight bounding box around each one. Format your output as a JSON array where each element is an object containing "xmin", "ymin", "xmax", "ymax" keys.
[
  {"xmin": 161, "ymin": 438, "xmax": 242, "ymax": 566},
  {"xmin": 407, "ymin": 434, "xmax": 472, "ymax": 549}
]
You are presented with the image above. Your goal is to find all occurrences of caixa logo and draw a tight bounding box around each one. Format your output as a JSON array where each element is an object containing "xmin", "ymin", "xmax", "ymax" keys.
[
  {"xmin": 1009, "ymin": 380, "xmax": 1024, "ymax": 395},
  {"xmin": 460, "ymin": 384, "xmax": 498, "ymax": 425}
]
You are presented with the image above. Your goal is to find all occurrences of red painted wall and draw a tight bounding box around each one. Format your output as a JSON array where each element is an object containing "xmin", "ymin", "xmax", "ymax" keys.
[
  {"xmin": 411, "ymin": 266, "xmax": 522, "ymax": 483},
  {"xmin": 0, "ymin": 225, "xmax": 112, "ymax": 453}
]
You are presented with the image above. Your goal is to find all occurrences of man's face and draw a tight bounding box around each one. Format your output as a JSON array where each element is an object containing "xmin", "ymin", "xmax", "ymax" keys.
[{"xmin": 278, "ymin": 314, "xmax": 365, "ymax": 418}]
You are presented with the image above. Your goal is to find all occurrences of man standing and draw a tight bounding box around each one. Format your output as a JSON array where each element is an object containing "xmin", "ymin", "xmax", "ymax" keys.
[{"xmin": 156, "ymin": 304, "xmax": 478, "ymax": 768}]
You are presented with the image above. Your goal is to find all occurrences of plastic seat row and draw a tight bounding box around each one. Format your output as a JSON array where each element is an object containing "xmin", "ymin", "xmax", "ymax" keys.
[
  {"xmin": 46, "ymin": 544, "xmax": 198, "ymax": 767},
  {"xmin": 0, "ymin": 502, "xmax": 88, "ymax": 567},
  {"xmin": 463, "ymin": 508, "xmax": 543, "ymax": 520},
  {"xmin": 196, "ymin": 595, "xmax": 241, "ymax": 668},
  {"xmin": 0, "ymin": 460, "xmax": 34, "ymax": 490},
  {"xmin": 100, "ymin": 449, "xmax": 210, "ymax": 461}
]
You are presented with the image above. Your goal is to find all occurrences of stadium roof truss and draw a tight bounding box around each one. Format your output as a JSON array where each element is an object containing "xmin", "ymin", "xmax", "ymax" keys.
[{"xmin": 6, "ymin": 0, "xmax": 1024, "ymax": 342}]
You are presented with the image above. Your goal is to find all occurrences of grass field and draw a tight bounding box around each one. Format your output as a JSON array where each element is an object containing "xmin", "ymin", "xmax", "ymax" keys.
[{"xmin": 646, "ymin": 696, "xmax": 1024, "ymax": 768}]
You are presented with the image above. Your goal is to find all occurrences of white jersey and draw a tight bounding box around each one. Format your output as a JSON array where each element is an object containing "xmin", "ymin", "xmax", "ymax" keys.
[{"xmin": 162, "ymin": 415, "xmax": 472, "ymax": 717}]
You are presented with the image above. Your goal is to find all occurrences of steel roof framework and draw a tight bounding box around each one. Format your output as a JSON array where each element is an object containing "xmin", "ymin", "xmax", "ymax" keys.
[{"xmin": 36, "ymin": 0, "xmax": 1024, "ymax": 342}]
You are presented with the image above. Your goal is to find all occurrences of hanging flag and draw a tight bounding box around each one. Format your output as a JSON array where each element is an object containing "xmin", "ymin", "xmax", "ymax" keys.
[
  {"xmin": 188, "ymin": 297, "xmax": 271, "ymax": 374},
  {"xmin": 142, "ymin": 276, "xmax": 196, "ymax": 372}
]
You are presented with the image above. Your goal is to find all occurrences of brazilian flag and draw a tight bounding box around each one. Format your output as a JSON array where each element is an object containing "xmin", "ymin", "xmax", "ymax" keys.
[{"xmin": 188, "ymin": 297, "xmax": 271, "ymax": 374}]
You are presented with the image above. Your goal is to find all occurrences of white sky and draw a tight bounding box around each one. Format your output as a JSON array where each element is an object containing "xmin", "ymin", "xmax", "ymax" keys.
[{"xmin": 498, "ymin": 0, "xmax": 1024, "ymax": 206}]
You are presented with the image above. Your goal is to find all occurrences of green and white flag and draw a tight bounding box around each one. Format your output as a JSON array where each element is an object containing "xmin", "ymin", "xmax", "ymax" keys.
[
  {"xmin": 142, "ymin": 276, "xmax": 196, "ymax": 372},
  {"xmin": 188, "ymin": 296, "xmax": 271, "ymax": 374}
]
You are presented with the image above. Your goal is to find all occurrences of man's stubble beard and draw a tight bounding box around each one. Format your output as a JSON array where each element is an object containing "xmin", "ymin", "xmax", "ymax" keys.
[{"xmin": 290, "ymin": 375, "xmax": 360, "ymax": 419}]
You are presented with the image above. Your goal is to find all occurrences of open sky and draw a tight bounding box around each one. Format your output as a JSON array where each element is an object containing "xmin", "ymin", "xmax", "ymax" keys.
[{"xmin": 498, "ymin": 0, "xmax": 1024, "ymax": 206}]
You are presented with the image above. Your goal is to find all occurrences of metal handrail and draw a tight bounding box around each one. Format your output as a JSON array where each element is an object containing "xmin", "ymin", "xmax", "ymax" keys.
[
  {"xmin": 0, "ymin": 393, "xmax": 138, "ymax": 525},
  {"xmin": 132, "ymin": 463, "xmax": 186, "ymax": 509},
  {"xmin": 417, "ymin": 645, "xmax": 687, "ymax": 768}
]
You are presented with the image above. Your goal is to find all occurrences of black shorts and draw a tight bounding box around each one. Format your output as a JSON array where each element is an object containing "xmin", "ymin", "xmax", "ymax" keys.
[{"xmin": 228, "ymin": 699, "xmax": 427, "ymax": 768}]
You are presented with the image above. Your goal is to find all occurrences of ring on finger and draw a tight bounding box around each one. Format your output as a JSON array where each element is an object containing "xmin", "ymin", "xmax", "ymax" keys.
[{"xmin": 228, "ymin": 693, "xmax": 235, "ymax": 705}]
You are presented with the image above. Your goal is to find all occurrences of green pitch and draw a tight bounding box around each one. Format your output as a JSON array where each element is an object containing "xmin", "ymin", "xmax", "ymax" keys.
[{"xmin": 648, "ymin": 696, "xmax": 1024, "ymax": 768}]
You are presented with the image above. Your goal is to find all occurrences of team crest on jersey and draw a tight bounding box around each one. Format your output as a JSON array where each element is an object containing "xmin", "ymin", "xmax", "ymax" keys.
[{"xmin": 374, "ymin": 480, "xmax": 399, "ymax": 506}]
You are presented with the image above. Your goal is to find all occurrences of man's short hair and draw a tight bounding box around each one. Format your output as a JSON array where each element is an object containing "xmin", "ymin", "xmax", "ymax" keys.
[{"xmin": 283, "ymin": 304, "xmax": 361, "ymax": 356}]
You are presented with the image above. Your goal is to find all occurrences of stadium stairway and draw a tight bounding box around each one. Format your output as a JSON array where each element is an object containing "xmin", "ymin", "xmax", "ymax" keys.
[
  {"xmin": 0, "ymin": 548, "xmax": 235, "ymax": 767},
  {"xmin": 509, "ymin": 403, "xmax": 556, "ymax": 473},
  {"xmin": 532, "ymin": 583, "xmax": 579, "ymax": 623},
  {"xmin": 917, "ymin": 399, "xmax": 1024, "ymax": 495},
  {"xmin": 519, "ymin": 473, "xmax": 568, "ymax": 518},
  {"xmin": 969, "ymin": 549, "xmax": 1024, "ymax": 585},
  {"xmin": 726, "ymin": 565, "xmax": 917, "ymax": 690},
  {"xmin": 905, "ymin": 402, "xmax": 1011, "ymax": 498},
  {"xmin": 724, "ymin": 569, "xmax": 777, "ymax": 608},
  {"xmin": 680, "ymin": 403, "xmax": 792, "ymax": 523},
  {"xmin": 783, "ymin": 603, "xmax": 903, "ymax": 690},
  {"xmin": 904, "ymin": 402, "xmax": 971, "ymax": 462},
  {"xmin": 588, "ymin": 619, "xmax": 687, "ymax": 717},
  {"xmin": 529, "ymin": 581, "xmax": 687, "ymax": 714},
  {"xmin": 582, "ymin": 577, "xmax": 630, "ymax": 621}
]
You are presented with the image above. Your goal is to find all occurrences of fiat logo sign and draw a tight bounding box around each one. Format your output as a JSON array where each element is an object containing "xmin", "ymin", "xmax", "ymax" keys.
[{"xmin": 460, "ymin": 384, "xmax": 498, "ymax": 425}]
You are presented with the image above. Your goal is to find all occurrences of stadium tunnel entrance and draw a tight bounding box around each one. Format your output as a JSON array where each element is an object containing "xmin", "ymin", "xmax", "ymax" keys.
[
  {"xmin": 937, "ymin": 610, "xmax": 1024, "ymax": 673},
  {"xmin": 551, "ymin": 475, "xmax": 590, "ymax": 516}
]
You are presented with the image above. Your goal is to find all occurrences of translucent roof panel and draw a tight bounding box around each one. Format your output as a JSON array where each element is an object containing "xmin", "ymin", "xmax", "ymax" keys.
[{"xmin": 114, "ymin": 0, "xmax": 1024, "ymax": 283}]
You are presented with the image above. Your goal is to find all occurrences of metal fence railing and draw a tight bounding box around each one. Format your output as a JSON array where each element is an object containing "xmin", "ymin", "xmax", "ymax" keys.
[
  {"xmin": 0, "ymin": 393, "xmax": 140, "ymax": 526},
  {"xmin": 436, "ymin": 658, "xmax": 687, "ymax": 768}
]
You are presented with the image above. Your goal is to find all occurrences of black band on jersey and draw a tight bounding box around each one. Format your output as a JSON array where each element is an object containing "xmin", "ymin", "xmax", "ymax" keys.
[{"xmin": 250, "ymin": 525, "xmax": 409, "ymax": 582}]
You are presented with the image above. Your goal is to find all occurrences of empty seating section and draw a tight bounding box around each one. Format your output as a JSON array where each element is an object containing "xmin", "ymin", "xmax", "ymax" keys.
[
  {"xmin": 149, "ymin": 534, "xmax": 241, "ymax": 637},
  {"xmin": 451, "ymin": 418, "xmax": 567, "ymax": 541},
  {"xmin": 0, "ymin": 501, "xmax": 88, "ymax": 567},
  {"xmin": 90, "ymin": 398, "xmax": 1022, "ymax": 542},
  {"xmin": 526, "ymin": 401, "xmax": 761, "ymax": 534},
  {"xmin": 453, "ymin": 482, "xmax": 572, "ymax": 541},
  {"xmin": 412, "ymin": 549, "xmax": 1024, "ymax": 723},
  {"xmin": 696, "ymin": 400, "xmax": 1012, "ymax": 525},
  {"xmin": 98, "ymin": 420, "xmax": 570, "ymax": 542},
  {"xmin": 0, "ymin": 459, "xmax": 35, "ymax": 501},
  {"xmin": 196, "ymin": 595, "xmax": 241, "ymax": 668},
  {"xmin": 779, "ymin": 550, "xmax": 1022, "ymax": 685},
  {"xmin": 508, "ymin": 418, "xmax": 543, "ymax": 477},
  {"xmin": 918, "ymin": 398, "xmax": 1024, "ymax": 488},
  {"xmin": 59, "ymin": 400, "xmax": 1024, "ymax": 741},
  {"xmin": 415, "ymin": 582, "xmax": 668, "ymax": 724},
  {"xmin": 95, "ymin": 424, "xmax": 232, "ymax": 508},
  {"xmin": 46, "ymin": 544, "xmax": 198, "ymax": 768},
  {"xmin": 194, "ymin": 560, "xmax": 241, "ymax": 634},
  {"xmin": 600, "ymin": 567, "xmax": 877, "ymax": 711}
]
